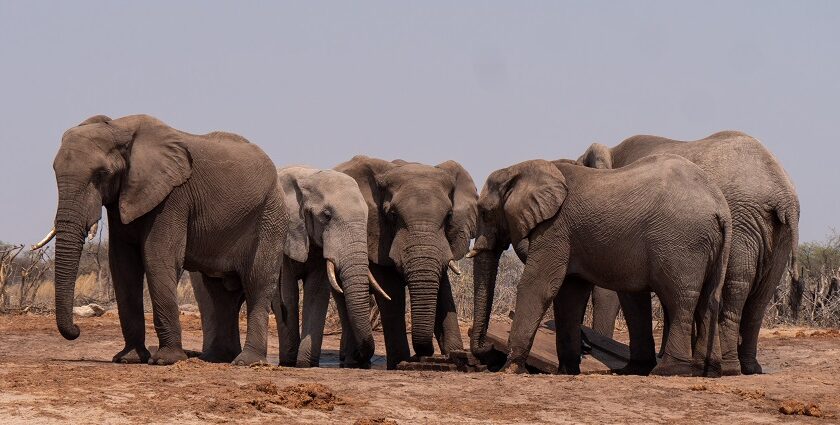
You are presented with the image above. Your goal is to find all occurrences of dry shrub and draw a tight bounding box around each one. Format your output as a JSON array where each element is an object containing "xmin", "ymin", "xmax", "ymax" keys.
[
  {"xmin": 449, "ymin": 250, "xmax": 522, "ymax": 322},
  {"xmin": 4, "ymin": 229, "xmax": 838, "ymax": 330}
]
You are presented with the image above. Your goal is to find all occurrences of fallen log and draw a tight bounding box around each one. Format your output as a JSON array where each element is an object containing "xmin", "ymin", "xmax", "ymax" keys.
[{"xmin": 482, "ymin": 312, "xmax": 632, "ymax": 373}]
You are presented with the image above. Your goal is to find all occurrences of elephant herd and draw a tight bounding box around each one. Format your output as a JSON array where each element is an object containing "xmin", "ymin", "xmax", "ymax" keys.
[{"xmin": 38, "ymin": 114, "xmax": 799, "ymax": 377}]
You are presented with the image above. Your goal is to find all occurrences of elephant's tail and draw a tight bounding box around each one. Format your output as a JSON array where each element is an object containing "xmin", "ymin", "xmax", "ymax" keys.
[{"xmin": 776, "ymin": 205, "xmax": 801, "ymax": 285}]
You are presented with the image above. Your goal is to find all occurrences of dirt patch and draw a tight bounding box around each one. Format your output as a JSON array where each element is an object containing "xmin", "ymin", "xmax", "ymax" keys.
[
  {"xmin": 0, "ymin": 315, "xmax": 838, "ymax": 423},
  {"xmin": 245, "ymin": 382, "xmax": 343, "ymax": 412},
  {"xmin": 778, "ymin": 400, "xmax": 823, "ymax": 417},
  {"xmin": 732, "ymin": 388, "xmax": 766, "ymax": 400}
]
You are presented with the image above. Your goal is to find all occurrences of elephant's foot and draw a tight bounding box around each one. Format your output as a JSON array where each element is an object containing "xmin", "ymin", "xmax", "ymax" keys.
[
  {"xmin": 649, "ymin": 355, "xmax": 693, "ymax": 377},
  {"xmin": 112, "ymin": 346, "xmax": 151, "ymax": 364},
  {"xmin": 149, "ymin": 346, "xmax": 188, "ymax": 365},
  {"xmin": 721, "ymin": 359, "xmax": 742, "ymax": 376},
  {"xmin": 199, "ymin": 347, "xmax": 241, "ymax": 364},
  {"xmin": 231, "ymin": 349, "xmax": 267, "ymax": 366},
  {"xmin": 557, "ymin": 357, "xmax": 582, "ymax": 375},
  {"xmin": 614, "ymin": 359, "xmax": 657, "ymax": 376},
  {"xmin": 295, "ymin": 359, "xmax": 320, "ymax": 368},
  {"xmin": 739, "ymin": 358, "xmax": 763, "ymax": 375},
  {"xmin": 340, "ymin": 358, "xmax": 372, "ymax": 369},
  {"xmin": 501, "ymin": 359, "xmax": 528, "ymax": 374}
]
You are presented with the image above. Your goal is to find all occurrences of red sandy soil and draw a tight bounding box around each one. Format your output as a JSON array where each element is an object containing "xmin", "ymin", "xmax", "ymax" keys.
[{"xmin": 0, "ymin": 313, "xmax": 837, "ymax": 424}]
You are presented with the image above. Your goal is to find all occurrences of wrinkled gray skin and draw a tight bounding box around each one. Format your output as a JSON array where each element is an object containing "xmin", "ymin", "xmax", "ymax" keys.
[
  {"xmin": 50, "ymin": 115, "xmax": 286, "ymax": 366},
  {"xmin": 192, "ymin": 167, "xmax": 376, "ymax": 367},
  {"xmin": 335, "ymin": 156, "xmax": 478, "ymax": 369},
  {"xmin": 578, "ymin": 131, "xmax": 800, "ymax": 375},
  {"xmin": 470, "ymin": 156, "xmax": 731, "ymax": 377}
]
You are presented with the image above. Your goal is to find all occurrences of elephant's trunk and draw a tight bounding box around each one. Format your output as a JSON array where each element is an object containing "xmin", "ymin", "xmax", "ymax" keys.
[
  {"xmin": 338, "ymin": 247, "xmax": 375, "ymax": 363},
  {"xmin": 403, "ymin": 248, "xmax": 443, "ymax": 358},
  {"xmin": 53, "ymin": 201, "xmax": 88, "ymax": 340},
  {"xmin": 470, "ymin": 250, "xmax": 501, "ymax": 357}
]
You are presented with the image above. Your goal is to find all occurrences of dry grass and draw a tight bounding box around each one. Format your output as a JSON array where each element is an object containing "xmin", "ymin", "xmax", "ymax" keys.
[{"xmin": 3, "ymin": 232, "xmax": 839, "ymax": 329}]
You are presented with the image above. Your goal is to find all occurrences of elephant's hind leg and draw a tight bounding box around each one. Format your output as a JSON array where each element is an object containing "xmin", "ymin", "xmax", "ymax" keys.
[
  {"xmin": 590, "ymin": 287, "xmax": 621, "ymax": 339},
  {"xmin": 194, "ymin": 273, "xmax": 244, "ymax": 363},
  {"xmin": 719, "ymin": 235, "xmax": 759, "ymax": 375},
  {"xmin": 649, "ymin": 279, "xmax": 700, "ymax": 377},
  {"xmin": 234, "ymin": 198, "xmax": 284, "ymax": 366},
  {"xmin": 615, "ymin": 291, "xmax": 657, "ymax": 375},
  {"xmin": 234, "ymin": 262, "xmax": 278, "ymax": 366}
]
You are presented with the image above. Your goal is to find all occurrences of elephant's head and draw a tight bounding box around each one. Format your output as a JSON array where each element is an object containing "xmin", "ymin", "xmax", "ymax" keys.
[
  {"xmin": 577, "ymin": 142, "xmax": 613, "ymax": 169},
  {"xmin": 469, "ymin": 160, "xmax": 567, "ymax": 357},
  {"xmin": 335, "ymin": 156, "xmax": 477, "ymax": 356},
  {"xmin": 278, "ymin": 166, "xmax": 383, "ymax": 363},
  {"xmin": 46, "ymin": 114, "xmax": 191, "ymax": 340}
]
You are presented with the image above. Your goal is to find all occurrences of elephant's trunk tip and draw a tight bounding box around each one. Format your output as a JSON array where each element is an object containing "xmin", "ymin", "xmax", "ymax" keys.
[{"xmin": 58, "ymin": 322, "xmax": 80, "ymax": 340}]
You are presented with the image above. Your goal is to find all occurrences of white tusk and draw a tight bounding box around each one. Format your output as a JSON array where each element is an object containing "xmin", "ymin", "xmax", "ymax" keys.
[
  {"xmin": 368, "ymin": 271, "xmax": 391, "ymax": 301},
  {"xmin": 465, "ymin": 249, "xmax": 480, "ymax": 258},
  {"xmin": 448, "ymin": 260, "xmax": 462, "ymax": 275},
  {"xmin": 31, "ymin": 228, "xmax": 56, "ymax": 250},
  {"xmin": 326, "ymin": 259, "xmax": 343, "ymax": 294},
  {"xmin": 87, "ymin": 222, "xmax": 99, "ymax": 241}
]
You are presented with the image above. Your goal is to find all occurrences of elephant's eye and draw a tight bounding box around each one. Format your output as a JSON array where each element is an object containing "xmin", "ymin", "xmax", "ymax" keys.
[
  {"xmin": 92, "ymin": 169, "xmax": 109, "ymax": 183},
  {"xmin": 322, "ymin": 209, "xmax": 332, "ymax": 221}
]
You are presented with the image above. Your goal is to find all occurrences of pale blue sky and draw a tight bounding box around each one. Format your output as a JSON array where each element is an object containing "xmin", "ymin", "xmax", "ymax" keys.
[{"xmin": 0, "ymin": 1, "xmax": 837, "ymax": 244}]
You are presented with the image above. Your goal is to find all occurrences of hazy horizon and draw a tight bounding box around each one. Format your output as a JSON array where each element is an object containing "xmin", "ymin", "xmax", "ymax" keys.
[{"xmin": 1, "ymin": 1, "xmax": 838, "ymax": 245}]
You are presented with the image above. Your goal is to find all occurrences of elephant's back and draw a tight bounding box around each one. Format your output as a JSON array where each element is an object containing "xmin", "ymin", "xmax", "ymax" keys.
[
  {"xmin": 184, "ymin": 133, "xmax": 280, "ymax": 221},
  {"xmin": 612, "ymin": 132, "xmax": 796, "ymax": 212}
]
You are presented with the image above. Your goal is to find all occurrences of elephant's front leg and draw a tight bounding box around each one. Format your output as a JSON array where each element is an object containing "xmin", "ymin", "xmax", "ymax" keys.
[
  {"xmin": 372, "ymin": 264, "xmax": 410, "ymax": 370},
  {"xmin": 296, "ymin": 267, "xmax": 331, "ymax": 367},
  {"xmin": 552, "ymin": 276, "xmax": 593, "ymax": 375},
  {"xmin": 109, "ymin": 239, "xmax": 150, "ymax": 364},
  {"xmin": 505, "ymin": 239, "xmax": 568, "ymax": 373},
  {"xmin": 434, "ymin": 272, "xmax": 464, "ymax": 354},
  {"xmin": 275, "ymin": 258, "xmax": 301, "ymax": 367}
]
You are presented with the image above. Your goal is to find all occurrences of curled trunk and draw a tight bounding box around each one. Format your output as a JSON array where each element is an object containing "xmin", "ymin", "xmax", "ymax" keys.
[{"xmin": 470, "ymin": 250, "xmax": 501, "ymax": 357}]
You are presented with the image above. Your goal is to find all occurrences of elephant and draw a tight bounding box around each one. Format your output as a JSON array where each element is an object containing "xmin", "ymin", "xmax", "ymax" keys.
[
  {"xmin": 335, "ymin": 156, "xmax": 478, "ymax": 369},
  {"xmin": 469, "ymin": 155, "xmax": 732, "ymax": 377},
  {"xmin": 190, "ymin": 166, "xmax": 387, "ymax": 367},
  {"xmin": 40, "ymin": 114, "xmax": 287, "ymax": 366},
  {"xmin": 577, "ymin": 131, "xmax": 800, "ymax": 375},
  {"xmin": 274, "ymin": 166, "xmax": 389, "ymax": 368}
]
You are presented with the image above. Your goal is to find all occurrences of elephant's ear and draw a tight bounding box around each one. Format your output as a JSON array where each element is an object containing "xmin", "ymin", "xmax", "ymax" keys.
[
  {"xmin": 277, "ymin": 168, "xmax": 310, "ymax": 263},
  {"xmin": 113, "ymin": 115, "xmax": 193, "ymax": 224},
  {"xmin": 334, "ymin": 155, "xmax": 395, "ymax": 264},
  {"xmin": 578, "ymin": 142, "xmax": 613, "ymax": 169},
  {"xmin": 436, "ymin": 160, "xmax": 478, "ymax": 260},
  {"xmin": 500, "ymin": 160, "xmax": 567, "ymax": 244}
]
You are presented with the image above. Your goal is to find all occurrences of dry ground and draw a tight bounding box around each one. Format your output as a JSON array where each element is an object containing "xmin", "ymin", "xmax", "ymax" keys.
[{"xmin": 0, "ymin": 313, "xmax": 837, "ymax": 424}]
